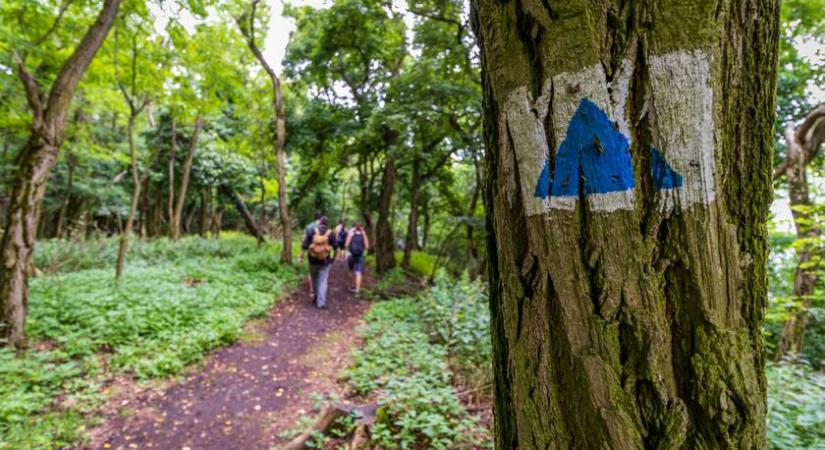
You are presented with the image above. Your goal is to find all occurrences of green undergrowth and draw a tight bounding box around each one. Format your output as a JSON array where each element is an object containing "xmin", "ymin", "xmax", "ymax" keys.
[
  {"xmin": 393, "ymin": 251, "xmax": 437, "ymax": 278},
  {"xmin": 291, "ymin": 273, "xmax": 492, "ymax": 450},
  {"xmin": 1, "ymin": 234, "xmax": 297, "ymax": 449},
  {"xmin": 767, "ymin": 360, "xmax": 825, "ymax": 449}
]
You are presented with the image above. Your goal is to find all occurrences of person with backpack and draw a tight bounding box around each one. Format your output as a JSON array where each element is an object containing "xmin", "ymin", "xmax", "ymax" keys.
[
  {"xmin": 345, "ymin": 222, "xmax": 369, "ymax": 295},
  {"xmin": 333, "ymin": 219, "xmax": 348, "ymax": 261},
  {"xmin": 300, "ymin": 216, "xmax": 338, "ymax": 309},
  {"xmin": 303, "ymin": 211, "xmax": 323, "ymax": 297}
]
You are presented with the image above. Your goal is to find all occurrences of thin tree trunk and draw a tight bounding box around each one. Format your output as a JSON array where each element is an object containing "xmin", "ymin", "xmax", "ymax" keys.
[
  {"xmin": 55, "ymin": 152, "xmax": 76, "ymax": 239},
  {"xmin": 115, "ymin": 114, "xmax": 141, "ymax": 284},
  {"xmin": 474, "ymin": 0, "xmax": 778, "ymax": 447},
  {"xmin": 465, "ymin": 152, "xmax": 481, "ymax": 263},
  {"xmin": 211, "ymin": 204, "xmax": 224, "ymax": 239},
  {"xmin": 1, "ymin": 0, "xmax": 123, "ymax": 348},
  {"xmin": 402, "ymin": 158, "xmax": 421, "ymax": 269},
  {"xmin": 172, "ymin": 116, "xmax": 202, "ymax": 241},
  {"xmin": 199, "ymin": 188, "xmax": 209, "ymax": 238},
  {"xmin": 422, "ymin": 202, "xmax": 430, "ymax": 250},
  {"xmin": 375, "ymin": 155, "xmax": 397, "ymax": 273},
  {"xmin": 775, "ymin": 104, "xmax": 825, "ymax": 359},
  {"xmin": 167, "ymin": 118, "xmax": 177, "ymax": 236},
  {"xmin": 236, "ymin": 1, "xmax": 292, "ymax": 263}
]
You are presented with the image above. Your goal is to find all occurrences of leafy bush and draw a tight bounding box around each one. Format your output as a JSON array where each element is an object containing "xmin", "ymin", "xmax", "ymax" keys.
[
  {"xmin": 420, "ymin": 272, "xmax": 491, "ymax": 374},
  {"xmin": 1, "ymin": 235, "xmax": 296, "ymax": 449},
  {"xmin": 393, "ymin": 251, "xmax": 437, "ymax": 278},
  {"xmin": 767, "ymin": 361, "xmax": 825, "ymax": 449},
  {"xmin": 345, "ymin": 275, "xmax": 492, "ymax": 449}
]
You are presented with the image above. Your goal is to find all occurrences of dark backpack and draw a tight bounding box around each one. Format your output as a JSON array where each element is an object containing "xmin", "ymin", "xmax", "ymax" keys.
[{"xmin": 349, "ymin": 230, "xmax": 365, "ymax": 256}]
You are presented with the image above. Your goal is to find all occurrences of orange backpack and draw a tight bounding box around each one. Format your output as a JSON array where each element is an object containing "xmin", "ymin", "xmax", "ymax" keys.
[{"xmin": 309, "ymin": 228, "xmax": 332, "ymax": 259}]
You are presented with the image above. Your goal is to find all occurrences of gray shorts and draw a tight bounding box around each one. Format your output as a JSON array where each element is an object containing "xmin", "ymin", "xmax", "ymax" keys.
[{"xmin": 347, "ymin": 254, "xmax": 365, "ymax": 274}]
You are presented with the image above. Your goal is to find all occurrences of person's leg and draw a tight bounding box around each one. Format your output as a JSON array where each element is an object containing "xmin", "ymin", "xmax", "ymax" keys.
[
  {"xmin": 354, "ymin": 256, "xmax": 364, "ymax": 293},
  {"xmin": 306, "ymin": 271, "xmax": 314, "ymax": 296},
  {"xmin": 308, "ymin": 264, "xmax": 321, "ymax": 304},
  {"xmin": 347, "ymin": 255, "xmax": 355, "ymax": 290},
  {"xmin": 316, "ymin": 264, "xmax": 331, "ymax": 308}
]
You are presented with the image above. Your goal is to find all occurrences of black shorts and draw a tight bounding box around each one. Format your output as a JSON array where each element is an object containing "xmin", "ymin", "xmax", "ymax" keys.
[{"xmin": 347, "ymin": 254, "xmax": 365, "ymax": 273}]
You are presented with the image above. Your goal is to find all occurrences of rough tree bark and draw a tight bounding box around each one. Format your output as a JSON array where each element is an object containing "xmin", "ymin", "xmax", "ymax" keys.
[
  {"xmin": 172, "ymin": 116, "xmax": 202, "ymax": 241},
  {"xmin": 473, "ymin": 0, "xmax": 779, "ymax": 447},
  {"xmin": 375, "ymin": 154, "xmax": 397, "ymax": 273},
  {"xmin": 774, "ymin": 103, "xmax": 825, "ymax": 359},
  {"xmin": 1, "ymin": 0, "xmax": 123, "ymax": 348},
  {"xmin": 237, "ymin": 0, "xmax": 292, "ymax": 264}
]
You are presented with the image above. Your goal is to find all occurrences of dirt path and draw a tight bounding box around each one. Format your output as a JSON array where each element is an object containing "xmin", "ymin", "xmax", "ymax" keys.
[{"xmin": 85, "ymin": 261, "xmax": 370, "ymax": 450}]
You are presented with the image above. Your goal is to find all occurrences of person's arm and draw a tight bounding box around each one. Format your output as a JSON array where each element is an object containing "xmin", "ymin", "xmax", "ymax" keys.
[
  {"xmin": 345, "ymin": 230, "xmax": 353, "ymax": 249},
  {"xmin": 363, "ymin": 231, "xmax": 370, "ymax": 250},
  {"xmin": 300, "ymin": 229, "xmax": 312, "ymax": 263}
]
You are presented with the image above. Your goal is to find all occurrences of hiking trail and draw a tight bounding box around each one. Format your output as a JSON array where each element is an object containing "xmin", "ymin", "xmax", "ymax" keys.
[{"xmin": 82, "ymin": 261, "xmax": 370, "ymax": 450}]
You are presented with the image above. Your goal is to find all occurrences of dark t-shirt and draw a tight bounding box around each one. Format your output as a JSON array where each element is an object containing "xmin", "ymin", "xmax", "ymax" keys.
[{"xmin": 302, "ymin": 225, "xmax": 337, "ymax": 266}]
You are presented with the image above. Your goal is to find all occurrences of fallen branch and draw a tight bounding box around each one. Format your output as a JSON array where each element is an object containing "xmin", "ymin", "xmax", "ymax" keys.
[{"xmin": 280, "ymin": 405, "xmax": 347, "ymax": 450}]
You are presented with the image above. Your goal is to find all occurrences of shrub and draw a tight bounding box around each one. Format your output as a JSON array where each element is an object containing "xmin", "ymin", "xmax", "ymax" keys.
[
  {"xmin": 344, "ymin": 275, "xmax": 493, "ymax": 449},
  {"xmin": 767, "ymin": 361, "xmax": 825, "ymax": 449}
]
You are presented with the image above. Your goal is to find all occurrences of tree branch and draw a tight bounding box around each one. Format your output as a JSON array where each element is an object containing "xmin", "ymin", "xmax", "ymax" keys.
[
  {"xmin": 33, "ymin": 0, "xmax": 75, "ymax": 47},
  {"xmin": 12, "ymin": 50, "xmax": 44, "ymax": 125},
  {"xmin": 45, "ymin": 0, "xmax": 124, "ymax": 136}
]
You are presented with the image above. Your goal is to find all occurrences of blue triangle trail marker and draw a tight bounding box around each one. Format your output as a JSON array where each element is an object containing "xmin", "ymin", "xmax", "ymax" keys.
[{"xmin": 533, "ymin": 98, "xmax": 683, "ymax": 206}]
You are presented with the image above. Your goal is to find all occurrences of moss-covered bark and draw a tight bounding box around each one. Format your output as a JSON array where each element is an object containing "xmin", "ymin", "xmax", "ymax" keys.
[{"xmin": 473, "ymin": 0, "xmax": 778, "ymax": 448}]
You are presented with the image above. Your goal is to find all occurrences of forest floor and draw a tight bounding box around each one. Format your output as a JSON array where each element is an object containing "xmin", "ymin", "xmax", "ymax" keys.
[{"xmin": 80, "ymin": 261, "xmax": 370, "ymax": 450}]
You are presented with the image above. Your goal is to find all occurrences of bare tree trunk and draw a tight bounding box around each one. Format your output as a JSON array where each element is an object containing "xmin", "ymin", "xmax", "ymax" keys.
[
  {"xmin": 375, "ymin": 155, "xmax": 397, "ymax": 273},
  {"xmin": 474, "ymin": 0, "xmax": 778, "ymax": 447},
  {"xmin": 1, "ymin": 0, "xmax": 122, "ymax": 348},
  {"xmin": 172, "ymin": 116, "xmax": 202, "ymax": 241},
  {"xmin": 775, "ymin": 104, "xmax": 825, "ymax": 359},
  {"xmin": 236, "ymin": 0, "xmax": 292, "ymax": 264},
  {"xmin": 55, "ymin": 152, "xmax": 77, "ymax": 239}
]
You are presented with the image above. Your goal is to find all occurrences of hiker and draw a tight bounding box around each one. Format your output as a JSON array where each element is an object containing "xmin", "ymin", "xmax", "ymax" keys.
[
  {"xmin": 303, "ymin": 211, "xmax": 323, "ymax": 297},
  {"xmin": 300, "ymin": 216, "xmax": 337, "ymax": 309},
  {"xmin": 345, "ymin": 222, "xmax": 369, "ymax": 295},
  {"xmin": 333, "ymin": 219, "xmax": 348, "ymax": 261}
]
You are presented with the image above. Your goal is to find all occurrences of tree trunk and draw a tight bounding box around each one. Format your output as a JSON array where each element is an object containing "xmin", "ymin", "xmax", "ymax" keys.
[
  {"xmin": 199, "ymin": 188, "xmax": 210, "ymax": 238},
  {"xmin": 167, "ymin": 118, "xmax": 177, "ymax": 237},
  {"xmin": 402, "ymin": 158, "xmax": 422, "ymax": 269},
  {"xmin": 211, "ymin": 204, "xmax": 224, "ymax": 239},
  {"xmin": 55, "ymin": 152, "xmax": 77, "ymax": 239},
  {"xmin": 115, "ymin": 114, "xmax": 141, "ymax": 284},
  {"xmin": 0, "ymin": 0, "xmax": 122, "ymax": 348},
  {"xmin": 173, "ymin": 116, "xmax": 202, "ymax": 241},
  {"xmin": 422, "ymin": 203, "xmax": 430, "ymax": 250},
  {"xmin": 237, "ymin": 2, "xmax": 292, "ymax": 263},
  {"xmin": 466, "ymin": 152, "xmax": 481, "ymax": 264},
  {"xmin": 775, "ymin": 104, "xmax": 825, "ymax": 359},
  {"xmin": 473, "ymin": 0, "xmax": 778, "ymax": 447},
  {"xmin": 375, "ymin": 155, "xmax": 397, "ymax": 273},
  {"xmin": 221, "ymin": 184, "xmax": 264, "ymax": 243}
]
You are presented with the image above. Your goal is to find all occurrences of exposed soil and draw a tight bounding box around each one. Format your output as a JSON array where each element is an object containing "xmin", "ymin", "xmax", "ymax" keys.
[{"xmin": 81, "ymin": 261, "xmax": 370, "ymax": 450}]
